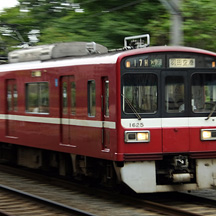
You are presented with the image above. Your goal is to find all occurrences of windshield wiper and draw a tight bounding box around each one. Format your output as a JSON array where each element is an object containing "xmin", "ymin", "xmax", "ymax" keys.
[
  {"xmin": 121, "ymin": 94, "xmax": 142, "ymax": 120},
  {"xmin": 205, "ymin": 103, "xmax": 216, "ymax": 120}
]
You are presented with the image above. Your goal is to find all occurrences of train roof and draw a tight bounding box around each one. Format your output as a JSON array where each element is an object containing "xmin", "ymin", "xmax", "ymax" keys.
[
  {"xmin": 117, "ymin": 45, "xmax": 216, "ymax": 58},
  {"xmin": 0, "ymin": 45, "xmax": 216, "ymax": 73}
]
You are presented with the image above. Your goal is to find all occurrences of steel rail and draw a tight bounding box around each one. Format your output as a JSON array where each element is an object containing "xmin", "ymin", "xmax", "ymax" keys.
[
  {"xmin": 0, "ymin": 184, "xmax": 96, "ymax": 216},
  {"xmin": 140, "ymin": 199, "xmax": 203, "ymax": 216},
  {"xmin": 0, "ymin": 210, "xmax": 14, "ymax": 216}
]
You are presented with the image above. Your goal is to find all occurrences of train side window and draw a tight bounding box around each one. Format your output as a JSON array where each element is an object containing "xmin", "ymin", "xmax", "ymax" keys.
[
  {"xmin": 71, "ymin": 81, "xmax": 76, "ymax": 115},
  {"xmin": 88, "ymin": 80, "xmax": 96, "ymax": 117},
  {"xmin": 165, "ymin": 76, "xmax": 184, "ymax": 113},
  {"xmin": 7, "ymin": 80, "xmax": 18, "ymax": 112},
  {"xmin": 26, "ymin": 82, "xmax": 49, "ymax": 114}
]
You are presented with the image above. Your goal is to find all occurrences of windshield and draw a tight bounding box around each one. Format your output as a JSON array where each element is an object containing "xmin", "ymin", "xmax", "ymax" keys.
[
  {"xmin": 122, "ymin": 74, "xmax": 157, "ymax": 114},
  {"xmin": 192, "ymin": 73, "xmax": 216, "ymax": 113}
]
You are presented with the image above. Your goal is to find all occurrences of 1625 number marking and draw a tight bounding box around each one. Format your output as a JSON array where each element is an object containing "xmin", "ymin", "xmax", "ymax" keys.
[{"xmin": 129, "ymin": 122, "xmax": 144, "ymax": 128}]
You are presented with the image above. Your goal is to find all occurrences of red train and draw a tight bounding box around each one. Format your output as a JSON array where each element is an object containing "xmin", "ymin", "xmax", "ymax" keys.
[{"xmin": 1, "ymin": 34, "xmax": 216, "ymax": 193}]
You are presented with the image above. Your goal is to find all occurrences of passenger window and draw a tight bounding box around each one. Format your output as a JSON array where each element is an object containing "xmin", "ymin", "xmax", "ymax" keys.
[
  {"xmin": 26, "ymin": 82, "xmax": 49, "ymax": 113},
  {"xmin": 165, "ymin": 76, "xmax": 184, "ymax": 113},
  {"xmin": 88, "ymin": 80, "xmax": 96, "ymax": 117}
]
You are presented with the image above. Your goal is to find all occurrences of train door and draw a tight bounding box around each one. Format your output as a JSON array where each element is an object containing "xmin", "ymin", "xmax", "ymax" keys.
[
  {"xmin": 6, "ymin": 79, "xmax": 18, "ymax": 137},
  {"xmin": 101, "ymin": 77, "xmax": 110, "ymax": 150},
  {"xmin": 162, "ymin": 71, "xmax": 190, "ymax": 152},
  {"xmin": 60, "ymin": 76, "xmax": 76, "ymax": 146}
]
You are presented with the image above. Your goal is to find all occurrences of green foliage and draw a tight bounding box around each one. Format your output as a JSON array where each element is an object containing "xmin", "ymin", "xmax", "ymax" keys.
[
  {"xmin": 1, "ymin": 0, "xmax": 216, "ymax": 57},
  {"xmin": 182, "ymin": 0, "xmax": 216, "ymax": 51},
  {"xmin": 0, "ymin": 0, "xmax": 168, "ymax": 52}
]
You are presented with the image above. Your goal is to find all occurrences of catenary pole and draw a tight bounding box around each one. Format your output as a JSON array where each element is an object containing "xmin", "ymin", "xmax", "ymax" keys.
[{"xmin": 159, "ymin": 0, "xmax": 183, "ymax": 45}]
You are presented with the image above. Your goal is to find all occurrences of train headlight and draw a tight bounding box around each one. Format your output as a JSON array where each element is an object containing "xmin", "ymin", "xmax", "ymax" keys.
[
  {"xmin": 125, "ymin": 131, "xmax": 150, "ymax": 143},
  {"xmin": 137, "ymin": 132, "xmax": 149, "ymax": 141},
  {"xmin": 201, "ymin": 129, "xmax": 216, "ymax": 141}
]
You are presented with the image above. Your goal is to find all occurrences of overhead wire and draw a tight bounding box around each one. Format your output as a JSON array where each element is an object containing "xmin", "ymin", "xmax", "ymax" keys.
[{"xmin": 77, "ymin": 0, "xmax": 144, "ymax": 19}]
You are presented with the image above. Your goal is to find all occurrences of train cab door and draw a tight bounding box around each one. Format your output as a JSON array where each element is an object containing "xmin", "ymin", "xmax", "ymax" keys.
[
  {"xmin": 162, "ymin": 71, "xmax": 190, "ymax": 152},
  {"xmin": 101, "ymin": 77, "xmax": 110, "ymax": 151},
  {"xmin": 60, "ymin": 76, "xmax": 76, "ymax": 146}
]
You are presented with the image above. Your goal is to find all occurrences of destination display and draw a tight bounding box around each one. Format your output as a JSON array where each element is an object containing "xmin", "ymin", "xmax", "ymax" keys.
[
  {"xmin": 125, "ymin": 54, "xmax": 164, "ymax": 68},
  {"xmin": 169, "ymin": 58, "xmax": 195, "ymax": 68},
  {"xmin": 167, "ymin": 53, "xmax": 216, "ymax": 68},
  {"xmin": 124, "ymin": 53, "xmax": 216, "ymax": 69}
]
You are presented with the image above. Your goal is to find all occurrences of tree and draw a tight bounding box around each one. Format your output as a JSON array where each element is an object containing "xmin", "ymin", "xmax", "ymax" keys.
[
  {"xmin": 1, "ymin": 0, "xmax": 216, "ymax": 58},
  {"xmin": 182, "ymin": 0, "xmax": 216, "ymax": 51}
]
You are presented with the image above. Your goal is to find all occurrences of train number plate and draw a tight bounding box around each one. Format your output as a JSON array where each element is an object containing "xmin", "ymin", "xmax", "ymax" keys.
[{"xmin": 129, "ymin": 122, "xmax": 144, "ymax": 128}]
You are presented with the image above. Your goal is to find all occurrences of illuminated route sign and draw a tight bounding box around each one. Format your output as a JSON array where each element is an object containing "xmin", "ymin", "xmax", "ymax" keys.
[
  {"xmin": 125, "ymin": 55, "xmax": 164, "ymax": 68},
  {"xmin": 124, "ymin": 52, "xmax": 216, "ymax": 69},
  {"xmin": 169, "ymin": 58, "xmax": 195, "ymax": 68}
]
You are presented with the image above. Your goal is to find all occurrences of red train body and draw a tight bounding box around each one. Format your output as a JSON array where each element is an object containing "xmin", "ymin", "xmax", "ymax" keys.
[{"xmin": 1, "ymin": 37, "xmax": 216, "ymax": 192}]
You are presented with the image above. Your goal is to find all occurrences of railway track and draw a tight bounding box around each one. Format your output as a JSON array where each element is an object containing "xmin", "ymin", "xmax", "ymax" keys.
[
  {"xmin": 139, "ymin": 191, "xmax": 216, "ymax": 216},
  {"xmin": 0, "ymin": 185, "xmax": 95, "ymax": 216},
  {"xmin": 0, "ymin": 165, "xmax": 216, "ymax": 216}
]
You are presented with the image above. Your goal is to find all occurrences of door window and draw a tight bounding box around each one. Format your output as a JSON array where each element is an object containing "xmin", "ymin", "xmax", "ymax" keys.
[
  {"xmin": 88, "ymin": 80, "xmax": 96, "ymax": 117},
  {"xmin": 104, "ymin": 80, "xmax": 109, "ymax": 117},
  {"xmin": 62, "ymin": 82, "xmax": 68, "ymax": 114},
  {"xmin": 7, "ymin": 80, "xmax": 18, "ymax": 112},
  {"xmin": 165, "ymin": 76, "xmax": 185, "ymax": 113},
  {"xmin": 71, "ymin": 81, "xmax": 76, "ymax": 115}
]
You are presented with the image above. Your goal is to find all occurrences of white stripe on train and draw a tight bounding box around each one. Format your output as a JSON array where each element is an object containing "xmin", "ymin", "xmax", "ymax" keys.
[{"xmin": 0, "ymin": 114, "xmax": 215, "ymax": 129}]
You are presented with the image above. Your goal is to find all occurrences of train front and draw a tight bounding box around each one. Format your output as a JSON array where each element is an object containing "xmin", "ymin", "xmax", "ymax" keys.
[{"xmin": 117, "ymin": 46, "xmax": 216, "ymax": 193}]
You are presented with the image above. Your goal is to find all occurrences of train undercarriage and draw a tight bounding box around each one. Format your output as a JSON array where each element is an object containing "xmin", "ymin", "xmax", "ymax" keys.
[
  {"xmin": 1, "ymin": 143, "xmax": 216, "ymax": 193},
  {"xmin": 0, "ymin": 143, "xmax": 119, "ymax": 188}
]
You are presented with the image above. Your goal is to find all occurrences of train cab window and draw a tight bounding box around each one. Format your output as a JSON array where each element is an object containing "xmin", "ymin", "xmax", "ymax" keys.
[
  {"xmin": 26, "ymin": 82, "xmax": 49, "ymax": 113},
  {"xmin": 165, "ymin": 76, "xmax": 184, "ymax": 113},
  {"xmin": 192, "ymin": 73, "xmax": 216, "ymax": 113},
  {"xmin": 7, "ymin": 80, "xmax": 18, "ymax": 112},
  {"xmin": 122, "ymin": 74, "xmax": 157, "ymax": 114},
  {"xmin": 88, "ymin": 80, "xmax": 96, "ymax": 117}
]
